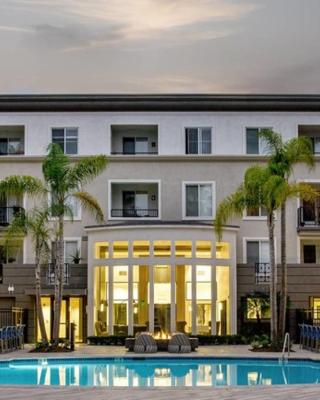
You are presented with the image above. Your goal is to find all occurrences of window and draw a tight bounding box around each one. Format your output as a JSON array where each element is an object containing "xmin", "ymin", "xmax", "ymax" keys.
[
  {"xmin": 185, "ymin": 183, "xmax": 213, "ymax": 218},
  {"xmin": 246, "ymin": 240, "xmax": 269, "ymax": 264},
  {"xmin": 52, "ymin": 128, "xmax": 78, "ymax": 155},
  {"xmin": 185, "ymin": 128, "xmax": 212, "ymax": 154},
  {"xmin": 303, "ymin": 245, "xmax": 316, "ymax": 263},
  {"xmin": 246, "ymin": 297, "xmax": 270, "ymax": 320},
  {"xmin": 50, "ymin": 191, "xmax": 81, "ymax": 220},
  {"xmin": 245, "ymin": 206, "xmax": 268, "ymax": 218},
  {"xmin": 246, "ymin": 128, "xmax": 269, "ymax": 155},
  {"xmin": 65, "ymin": 240, "xmax": 80, "ymax": 264}
]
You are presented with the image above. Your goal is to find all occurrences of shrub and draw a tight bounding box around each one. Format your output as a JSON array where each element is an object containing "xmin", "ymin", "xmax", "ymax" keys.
[{"xmin": 87, "ymin": 334, "xmax": 247, "ymax": 346}]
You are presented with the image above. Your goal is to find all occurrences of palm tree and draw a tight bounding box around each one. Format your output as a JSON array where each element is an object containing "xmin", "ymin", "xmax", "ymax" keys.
[
  {"xmin": 259, "ymin": 129, "xmax": 315, "ymax": 337},
  {"xmin": 215, "ymin": 164, "xmax": 317, "ymax": 341},
  {"xmin": 6, "ymin": 207, "xmax": 52, "ymax": 344},
  {"xmin": 43, "ymin": 144, "xmax": 108, "ymax": 345}
]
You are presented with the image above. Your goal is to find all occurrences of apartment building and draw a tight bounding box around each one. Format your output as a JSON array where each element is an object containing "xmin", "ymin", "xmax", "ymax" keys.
[{"xmin": 0, "ymin": 94, "xmax": 320, "ymax": 342}]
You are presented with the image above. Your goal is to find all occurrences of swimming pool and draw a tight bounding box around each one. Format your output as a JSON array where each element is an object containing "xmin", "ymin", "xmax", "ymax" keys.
[{"xmin": 0, "ymin": 357, "xmax": 319, "ymax": 387}]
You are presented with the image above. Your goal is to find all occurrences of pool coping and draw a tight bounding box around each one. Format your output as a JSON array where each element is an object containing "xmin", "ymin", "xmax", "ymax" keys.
[{"xmin": 2, "ymin": 354, "xmax": 320, "ymax": 365}]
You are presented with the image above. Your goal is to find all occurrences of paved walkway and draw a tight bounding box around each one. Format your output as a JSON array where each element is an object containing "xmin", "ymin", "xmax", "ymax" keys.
[{"xmin": 0, "ymin": 345, "xmax": 320, "ymax": 399}]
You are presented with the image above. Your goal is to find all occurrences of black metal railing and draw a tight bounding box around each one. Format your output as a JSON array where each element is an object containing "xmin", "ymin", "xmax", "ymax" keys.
[
  {"xmin": 297, "ymin": 206, "xmax": 320, "ymax": 228},
  {"xmin": 46, "ymin": 263, "xmax": 70, "ymax": 285},
  {"xmin": 0, "ymin": 307, "xmax": 23, "ymax": 327},
  {"xmin": 111, "ymin": 208, "xmax": 158, "ymax": 218},
  {"xmin": 0, "ymin": 143, "xmax": 24, "ymax": 156},
  {"xmin": 111, "ymin": 151, "xmax": 158, "ymax": 155},
  {"xmin": 255, "ymin": 262, "xmax": 270, "ymax": 284},
  {"xmin": 0, "ymin": 206, "xmax": 24, "ymax": 226}
]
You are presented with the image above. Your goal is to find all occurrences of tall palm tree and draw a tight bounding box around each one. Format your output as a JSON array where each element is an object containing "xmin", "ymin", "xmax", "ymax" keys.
[
  {"xmin": 259, "ymin": 129, "xmax": 315, "ymax": 337},
  {"xmin": 6, "ymin": 207, "xmax": 52, "ymax": 343},
  {"xmin": 43, "ymin": 144, "xmax": 108, "ymax": 345},
  {"xmin": 215, "ymin": 164, "xmax": 316, "ymax": 341}
]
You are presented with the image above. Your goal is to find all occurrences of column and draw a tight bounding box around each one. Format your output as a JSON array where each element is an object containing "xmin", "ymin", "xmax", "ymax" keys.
[
  {"xmin": 149, "ymin": 264, "xmax": 154, "ymax": 333},
  {"xmin": 170, "ymin": 263, "xmax": 176, "ymax": 333},
  {"xmin": 128, "ymin": 262, "xmax": 133, "ymax": 336},
  {"xmin": 211, "ymin": 264, "xmax": 217, "ymax": 335},
  {"xmin": 108, "ymin": 265, "xmax": 113, "ymax": 335},
  {"xmin": 191, "ymin": 264, "xmax": 197, "ymax": 335}
]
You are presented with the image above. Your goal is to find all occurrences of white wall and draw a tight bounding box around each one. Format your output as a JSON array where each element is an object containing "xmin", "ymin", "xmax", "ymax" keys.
[{"xmin": 1, "ymin": 111, "xmax": 320, "ymax": 156}]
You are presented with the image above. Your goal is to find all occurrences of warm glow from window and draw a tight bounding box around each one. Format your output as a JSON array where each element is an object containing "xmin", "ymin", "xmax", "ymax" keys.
[
  {"xmin": 175, "ymin": 240, "xmax": 192, "ymax": 257},
  {"xmin": 196, "ymin": 241, "xmax": 212, "ymax": 258},
  {"xmin": 154, "ymin": 240, "xmax": 171, "ymax": 257},
  {"xmin": 216, "ymin": 242, "xmax": 230, "ymax": 259},
  {"xmin": 94, "ymin": 242, "xmax": 109, "ymax": 259},
  {"xmin": 133, "ymin": 241, "xmax": 150, "ymax": 258},
  {"xmin": 113, "ymin": 241, "xmax": 129, "ymax": 258}
]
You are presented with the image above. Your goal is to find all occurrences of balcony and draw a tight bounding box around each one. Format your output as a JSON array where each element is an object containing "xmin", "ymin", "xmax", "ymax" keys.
[
  {"xmin": 0, "ymin": 126, "xmax": 25, "ymax": 156},
  {"xmin": 46, "ymin": 263, "xmax": 70, "ymax": 285},
  {"xmin": 298, "ymin": 125, "xmax": 320, "ymax": 155},
  {"xmin": 111, "ymin": 209, "xmax": 158, "ymax": 218},
  {"xmin": 297, "ymin": 206, "xmax": 320, "ymax": 230},
  {"xmin": 0, "ymin": 206, "xmax": 24, "ymax": 226},
  {"xmin": 110, "ymin": 182, "xmax": 160, "ymax": 219},
  {"xmin": 255, "ymin": 262, "xmax": 270, "ymax": 284},
  {"xmin": 111, "ymin": 125, "xmax": 158, "ymax": 155}
]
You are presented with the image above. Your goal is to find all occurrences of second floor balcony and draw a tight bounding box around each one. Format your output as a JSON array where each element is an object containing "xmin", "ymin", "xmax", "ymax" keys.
[
  {"xmin": 46, "ymin": 263, "xmax": 70, "ymax": 285},
  {"xmin": 109, "ymin": 181, "xmax": 160, "ymax": 220}
]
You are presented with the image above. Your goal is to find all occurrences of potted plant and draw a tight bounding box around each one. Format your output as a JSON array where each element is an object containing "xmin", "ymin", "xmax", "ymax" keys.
[{"xmin": 71, "ymin": 249, "xmax": 82, "ymax": 264}]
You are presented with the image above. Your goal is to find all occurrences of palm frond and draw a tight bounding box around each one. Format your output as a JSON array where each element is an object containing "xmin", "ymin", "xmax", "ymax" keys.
[
  {"xmin": 67, "ymin": 156, "xmax": 108, "ymax": 188},
  {"xmin": 72, "ymin": 190, "xmax": 104, "ymax": 222},
  {"xmin": 259, "ymin": 128, "xmax": 283, "ymax": 155},
  {"xmin": 0, "ymin": 176, "xmax": 45, "ymax": 198}
]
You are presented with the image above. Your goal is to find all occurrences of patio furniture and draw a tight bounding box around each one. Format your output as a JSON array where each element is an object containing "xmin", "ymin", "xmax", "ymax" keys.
[
  {"xmin": 125, "ymin": 336, "xmax": 199, "ymax": 351},
  {"xmin": 134, "ymin": 332, "xmax": 157, "ymax": 353},
  {"xmin": 168, "ymin": 333, "xmax": 191, "ymax": 353}
]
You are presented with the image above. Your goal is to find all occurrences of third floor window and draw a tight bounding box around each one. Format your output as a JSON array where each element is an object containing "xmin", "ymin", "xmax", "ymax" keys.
[
  {"xmin": 52, "ymin": 127, "xmax": 78, "ymax": 155},
  {"xmin": 185, "ymin": 127, "xmax": 211, "ymax": 154},
  {"xmin": 246, "ymin": 128, "xmax": 269, "ymax": 155}
]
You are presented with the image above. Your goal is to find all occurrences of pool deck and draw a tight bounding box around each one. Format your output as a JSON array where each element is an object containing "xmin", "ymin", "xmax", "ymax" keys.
[{"xmin": 1, "ymin": 344, "xmax": 320, "ymax": 399}]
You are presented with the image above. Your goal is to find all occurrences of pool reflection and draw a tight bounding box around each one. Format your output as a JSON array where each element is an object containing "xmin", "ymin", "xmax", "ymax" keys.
[{"xmin": 0, "ymin": 359, "xmax": 320, "ymax": 387}]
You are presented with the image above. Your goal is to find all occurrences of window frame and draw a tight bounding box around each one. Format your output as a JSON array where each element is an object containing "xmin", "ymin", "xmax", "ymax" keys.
[
  {"xmin": 243, "ymin": 206, "xmax": 268, "ymax": 220},
  {"xmin": 185, "ymin": 127, "xmax": 212, "ymax": 155},
  {"xmin": 52, "ymin": 127, "xmax": 79, "ymax": 155},
  {"xmin": 245, "ymin": 127, "xmax": 272, "ymax": 155},
  {"xmin": 182, "ymin": 181, "xmax": 215, "ymax": 220},
  {"xmin": 48, "ymin": 191, "xmax": 82, "ymax": 221},
  {"xmin": 243, "ymin": 237, "xmax": 276, "ymax": 264}
]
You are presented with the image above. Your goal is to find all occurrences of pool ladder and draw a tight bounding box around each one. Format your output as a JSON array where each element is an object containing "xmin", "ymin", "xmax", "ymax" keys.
[{"xmin": 281, "ymin": 332, "xmax": 290, "ymax": 360}]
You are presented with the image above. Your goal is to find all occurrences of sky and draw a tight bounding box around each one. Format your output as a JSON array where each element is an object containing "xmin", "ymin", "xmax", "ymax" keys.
[{"xmin": 0, "ymin": 0, "xmax": 319, "ymax": 93}]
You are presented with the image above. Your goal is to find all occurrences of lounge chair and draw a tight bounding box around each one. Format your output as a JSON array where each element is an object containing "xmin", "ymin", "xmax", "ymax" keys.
[
  {"xmin": 168, "ymin": 333, "xmax": 191, "ymax": 353},
  {"xmin": 134, "ymin": 332, "xmax": 157, "ymax": 353}
]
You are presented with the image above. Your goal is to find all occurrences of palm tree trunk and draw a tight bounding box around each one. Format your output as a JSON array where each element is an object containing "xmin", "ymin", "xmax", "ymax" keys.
[
  {"xmin": 35, "ymin": 251, "xmax": 48, "ymax": 344},
  {"xmin": 52, "ymin": 215, "xmax": 64, "ymax": 345},
  {"xmin": 268, "ymin": 211, "xmax": 277, "ymax": 341},
  {"xmin": 279, "ymin": 201, "xmax": 287, "ymax": 338}
]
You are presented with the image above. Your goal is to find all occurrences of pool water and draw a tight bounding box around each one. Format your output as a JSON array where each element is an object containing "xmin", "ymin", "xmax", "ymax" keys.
[{"xmin": 0, "ymin": 357, "xmax": 319, "ymax": 387}]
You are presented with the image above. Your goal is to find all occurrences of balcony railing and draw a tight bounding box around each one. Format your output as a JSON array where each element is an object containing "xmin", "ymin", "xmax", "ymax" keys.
[
  {"xmin": 111, "ymin": 151, "xmax": 158, "ymax": 155},
  {"xmin": 0, "ymin": 141, "xmax": 24, "ymax": 156},
  {"xmin": 46, "ymin": 263, "xmax": 70, "ymax": 285},
  {"xmin": 0, "ymin": 206, "xmax": 24, "ymax": 226},
  {"xmin": 297, "ymin": 206, "xmax": 320, "ymax": 228},
  {"xmin": 111, "ymin": 208, "xmax": 159, "ymax": 218},
  {"xmin": 255, "ymin": 262, "xmax": 270, "ymax": 284}
]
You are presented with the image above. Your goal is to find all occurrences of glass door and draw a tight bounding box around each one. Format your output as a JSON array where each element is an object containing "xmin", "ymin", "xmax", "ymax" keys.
[
  {"xmin": 59, "ymin": 299, "xmax": 67, "ymax": 338},
  {"xmin": 123, "ymin": 138, "xmax": 135, "ymax": 154}
]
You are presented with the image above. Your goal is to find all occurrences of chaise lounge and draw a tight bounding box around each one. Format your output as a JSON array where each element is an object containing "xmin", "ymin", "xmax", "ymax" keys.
[
  {"xmin": 168, "ymin": 333, "xmax": 191, "ymax": 353},
  {"xmin": 134, "ymin": 332, "xmax": 158, "ymax": 353}
]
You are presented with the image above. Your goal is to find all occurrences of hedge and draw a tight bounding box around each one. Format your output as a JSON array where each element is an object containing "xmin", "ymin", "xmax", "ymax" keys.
[{"xmin": 87, "ymin": 334, "xmax": 247, "ymax": 346}]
